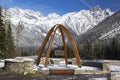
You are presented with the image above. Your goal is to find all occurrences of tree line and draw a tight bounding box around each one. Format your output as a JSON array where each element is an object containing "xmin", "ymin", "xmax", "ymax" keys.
[
  {"xmin": 37, "ymin": 35, "xmax": 120, "ymax": 60},
  {"xmin": 78, "ymin": 37, "xmax": 120, "ymax": 60}
]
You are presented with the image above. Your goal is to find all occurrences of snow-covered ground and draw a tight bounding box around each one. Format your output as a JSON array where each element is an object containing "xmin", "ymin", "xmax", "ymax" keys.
[
  {"xmin": 1, "ymin": 57, "xmax": 120, "ymax": 73},
  {"xmin": 34, "ymin": 64, "xmax": 101, "ymax": 71},
  {"xmin": 89, "ymin": 78, "xmax": 107, "ymax": 80},
  {"xmin": 110, "ymin": 65, "xmax": 120, "ymax": 72},
  {"xmin": 0, "ymin": 60, "xmax": 4, "ymax": 68},
  {"xmin": 34, "ymin": 62, "xmax": 120, "ymax": 72},
  {"xmin": 34, "ymin": 60, "xmax": 101, "ymax": 71}
]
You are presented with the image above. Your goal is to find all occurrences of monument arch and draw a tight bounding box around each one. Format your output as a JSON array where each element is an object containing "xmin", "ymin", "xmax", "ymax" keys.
[{"xmin": 36, "ymin": 24, "xmax": 82, "ymax": 67}]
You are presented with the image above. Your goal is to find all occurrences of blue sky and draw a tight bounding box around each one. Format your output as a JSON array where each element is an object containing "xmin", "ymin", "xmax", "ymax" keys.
[{"xmin": 0, "ymin": 0, "xmax": 120, "ymax": 16}]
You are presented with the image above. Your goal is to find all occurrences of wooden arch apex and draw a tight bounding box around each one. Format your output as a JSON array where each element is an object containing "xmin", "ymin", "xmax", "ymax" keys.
[{"xmin": 36, "ymin": 24, "xmax": 82, "ymax": 67}]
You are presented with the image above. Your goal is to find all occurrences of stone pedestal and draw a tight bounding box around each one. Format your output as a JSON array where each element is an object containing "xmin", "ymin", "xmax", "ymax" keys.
[
  {"xmin": 111, "ymin": 72, "xmax": 120, "ymax": 80},
  {"xmin": 103, "ymin": 60, "xmax": 110, "ymax": 72},
  {"xmin": 53, "ymin": 59, "xmax": 60, "ymax": 64},
  {"xmin": 5, "ymin": 58, "xmax": 35, "ymax": 74},
  {"xmin": 24, "ymin": 61, "xmax": 34, "ymax": 73},
  {"xmin": 5, "ymin": 60, "xmax": 24, "ymax": 73},
  {"xmin": 72, "ymin": 58, "xmax": 77, "ymax": 65},
  {"xmin": 38, "ymin": 70, "xmax": 49, "ymax": 75}
]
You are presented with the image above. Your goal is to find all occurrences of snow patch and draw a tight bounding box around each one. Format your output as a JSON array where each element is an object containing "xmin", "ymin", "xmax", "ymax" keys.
[
  {"xmin": 0, "ymin": 63, "xmax": 4, "ymax": 68},
  {"xmin": 15, "ymin": 57, "xmax": 35, "ymax": 61},
  {"xmin": 5, "ymin": 58, "xmax": 24, "ymax": 62},
  {"xmin": 110, "ymin": 65, "xmax": 120, "ymax": 72},
  {"xmin": 89, "ymin": 78, "xmax": 107, "ymax": 80},
  {"xmin": 35, "ymin": 64, "xmax": 101, "ymax": 71},
  {"xmin": 99, "ymin": 22, "xmax": 120, "ymax": 40}
]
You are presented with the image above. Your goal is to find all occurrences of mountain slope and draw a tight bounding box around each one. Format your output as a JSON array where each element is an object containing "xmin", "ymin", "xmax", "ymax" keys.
[
  {"xmin": 5, "ymin": 6, "xmax": 113, "ymax": 47},
  {"xmin": 77, "ymin": 10, "xmax": 120, "ymax": 45}
]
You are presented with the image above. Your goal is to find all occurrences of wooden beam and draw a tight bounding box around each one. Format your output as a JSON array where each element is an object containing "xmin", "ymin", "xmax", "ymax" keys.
[
  {"xmin": 36, "ymin": 24, "xmax": 82, "ymax": 67},
  {"xmin": 36, "ymin": 26, "xmax": 55, "ymax": 65}
]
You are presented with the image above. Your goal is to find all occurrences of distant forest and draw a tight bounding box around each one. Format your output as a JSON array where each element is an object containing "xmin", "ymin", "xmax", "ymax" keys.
[{"xmin": 78, "ymin": 37, "xmax": 120, "ymax": 60}]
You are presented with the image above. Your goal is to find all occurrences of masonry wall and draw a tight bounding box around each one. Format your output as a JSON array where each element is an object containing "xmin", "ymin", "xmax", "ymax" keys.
[{"xmin": 5, "ymin": 60, "xmax": 34, "ymax": 74}]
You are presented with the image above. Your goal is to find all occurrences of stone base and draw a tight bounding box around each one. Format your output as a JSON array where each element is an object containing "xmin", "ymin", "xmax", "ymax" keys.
[
  {"xmin": 4, "ymin": 58, "xmax": 34, "ymax": 74},
  {"xmin": 5, "ymin": 61, "xmax": 24, "ymax": 73},
  {"xmin": 111, "ymin": 72, "xmax": 120, "ymax": 80}
]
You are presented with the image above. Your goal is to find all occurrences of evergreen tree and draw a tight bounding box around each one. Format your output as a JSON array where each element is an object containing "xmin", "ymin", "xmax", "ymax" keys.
[
  {"xmin": 0, "ymin": 6, "xmax": 16, "ymax": 58},
  {"xmin": 104, "ymin": 45, "xmax": 110, "ymax": 59},
  {"xmin": 110, "ymin": 37, "xmax": 119, "ymax": 60},
  {"xmin": 6, "ymin": 20, "xmax": 15, "ymax": 58},
  {"xmin": 81, "ymin": 41, "xmax": 96, "ymax": 60},
  {"xmin": 67, "ymin": 45, "xmax": 74, "ymax": 58},
  {"xmin": 78, "ymin": 45, "xmax": 86, "ymax": 60},
  {"xmin": 100, "ymin": 44, "xmax": 105, "ymax": 59},
  {"xmin": 0, "ymin": 6, "xmax": 7, "ymax": 58},
  {"xmin": 94, "ymin": 43, "xmax": 104, "ymax": 59}
]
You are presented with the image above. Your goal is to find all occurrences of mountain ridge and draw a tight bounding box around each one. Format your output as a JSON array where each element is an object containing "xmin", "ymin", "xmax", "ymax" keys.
[{"xmin": 4, "ymin": 6, "xmax": 113, "ymax": 47}]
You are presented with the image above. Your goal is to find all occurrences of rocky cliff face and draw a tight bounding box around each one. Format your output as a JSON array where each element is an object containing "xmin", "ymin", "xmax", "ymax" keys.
[{"xmin": 77, "ymin": 10, "xmax": 120, "ymax": 45}]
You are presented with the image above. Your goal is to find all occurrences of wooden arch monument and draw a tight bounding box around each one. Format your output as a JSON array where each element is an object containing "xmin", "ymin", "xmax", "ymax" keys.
[{"xmin": 36, "ymin": 24, "xmax": 82, "ymax": 67}]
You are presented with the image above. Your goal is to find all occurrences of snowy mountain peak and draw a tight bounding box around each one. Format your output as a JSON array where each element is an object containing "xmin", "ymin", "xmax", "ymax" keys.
[
  {"xmin": 6, "ymin": 6, "xmax": 113, "ymax": 47},
  {"xmin": 90, "ymin": 5, "xmax": 102, "ymax": 12},
  {"xmin": 104, "ymin": 8, "xmax": 113, "ymax": 15},
  {"xmin": 9, "ymin": 7, "xmax": 43, "ymax": 21},
  {"xmin": 11, "ymin": 7, "xmax": 43, "ymax": 17},
  {"xmin": 47, "ymin": 13, "xmax": 61, "ymax": 19}
]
